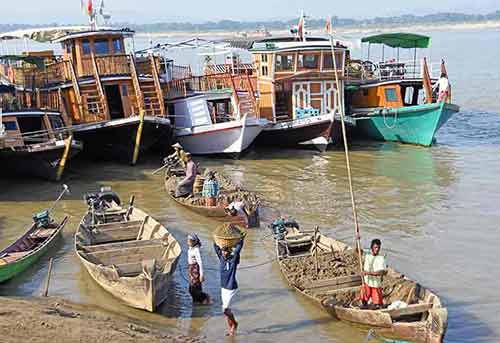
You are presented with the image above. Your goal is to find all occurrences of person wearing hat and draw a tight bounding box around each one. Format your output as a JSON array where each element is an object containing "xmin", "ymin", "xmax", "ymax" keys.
[
  {"xmin": 202, "ymin": 170, "xmax": 220, "ymax": 207},
  {"xmin": 175, "ymin": 152, "xmax": 197, "ymax": 197},
  {"xmin": 187, "ymin": 233, "xmax": 211, "ymax": 304},
  {"xmin": 166, "ymin": 143, "xmax": 188, "ymax": 168}
]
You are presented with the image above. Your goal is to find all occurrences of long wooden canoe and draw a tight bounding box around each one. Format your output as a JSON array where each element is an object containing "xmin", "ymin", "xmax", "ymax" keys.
[
  {"xmin": 164, "ymin": 172, "xmax": 260, "ymax": 228},
  {"xmin": 75, "ymin": 198, "xmax": 181, "ymax": 312},
  {"xmin": 272, "ymin": 226, "xmax": 447, "ymax": 343},
  {"xmin": 0, "ymin": 216, "xmax": 67, "ymax": 283}
]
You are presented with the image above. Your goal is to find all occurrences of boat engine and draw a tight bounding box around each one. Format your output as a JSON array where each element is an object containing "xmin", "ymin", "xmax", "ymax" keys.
[
  {"xmin": 271, "ymin": 217, "xmax": 299, "ymax": 238},
  {"xmin": 32, "ymin": 210, "xmax": 53, "ymax": 229},
  {"xmin": 84, "ymin": 187, "xmax": 121, "ymax": 211}
]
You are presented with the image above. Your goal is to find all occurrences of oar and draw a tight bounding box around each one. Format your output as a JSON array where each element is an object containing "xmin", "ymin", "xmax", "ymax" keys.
[
  {"xmin": 47, "ymin": 184, "xmax": 70, "ymax": 214},
  {"xmin": 152, "ymin": 163, "xmax": 168, "ymax": 175}
]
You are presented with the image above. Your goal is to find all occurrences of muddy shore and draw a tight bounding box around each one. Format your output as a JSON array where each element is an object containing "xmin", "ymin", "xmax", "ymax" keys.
[{"xmin": 0, "ymin": 296, "xmax": 203, "ymax": 343}]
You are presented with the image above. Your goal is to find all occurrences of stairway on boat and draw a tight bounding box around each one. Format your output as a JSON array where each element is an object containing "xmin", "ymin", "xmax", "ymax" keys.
[
  {"xmin": 237, "ymin": 91, "xmax": 257, "ymax": 118},
  {"xmin": 134, "ymin": 57, "xmax": 165, "ymax": 117},
  {"xmin": 80, "ymin": 83, "xmax": 107, "ymax": 121}
]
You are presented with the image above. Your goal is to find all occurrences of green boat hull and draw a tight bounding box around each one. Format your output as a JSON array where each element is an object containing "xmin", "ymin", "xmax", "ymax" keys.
[
  {"xmin": 354, "ymin": 102, "xmax": 460, "ymax": 146},
  {"xmin": 0, "ymin": 222, "xmax": 65, "ymax": 283}
]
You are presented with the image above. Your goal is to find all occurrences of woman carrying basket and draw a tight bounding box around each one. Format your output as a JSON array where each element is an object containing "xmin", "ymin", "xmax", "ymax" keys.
[{"xmin": 187, "ymin": 234, "xmax": 211, "ymax": 305}]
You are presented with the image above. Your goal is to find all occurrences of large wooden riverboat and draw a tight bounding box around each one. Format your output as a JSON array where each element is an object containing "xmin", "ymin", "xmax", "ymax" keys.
[
  {"xmin": 75, "ymin": 190, "xmax": 181, "ymax": 312},
  {"xmin": 247, "ymin": 35, "xmax": 347, "ymax": 150},
  {"xmin": 271, "ymin": 223, "xmax": 447, "ymax": 342},
  {"xmin": 0, "ymin": 26, "xmax": 171, "ymax": 163},
  {"xmin": 0, "ymin": 100, "xmax": 82, "ymax": 180},
  {"xmin": 345, "ymin": 33, "xmax": 460, "ymax": 146}
]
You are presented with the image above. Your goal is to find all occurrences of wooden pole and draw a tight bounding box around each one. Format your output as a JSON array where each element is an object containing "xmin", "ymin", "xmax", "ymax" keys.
[
  {"xmin": 314, "ymin": 226, "xmax": 319, "ymax": 276},
  {"xmin": 56, "ymin": 134, "xmax": 73, "ymax": 181},
  {"xmin": 131, "ymin": 109, "xmax": 145, "ymax": 165},
  {"xmin": 329, "ymin": 34, "xmax": 365, "ymax": 283},
  {"xmin": 42, "ymin": 258, "xmax": 54, "ymax": 297}
]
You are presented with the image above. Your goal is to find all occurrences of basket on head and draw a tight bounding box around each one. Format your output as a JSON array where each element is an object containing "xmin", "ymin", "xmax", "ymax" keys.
[{"xmin": 213, "ymin": 223, "xmax": 244, "ymax": 249}]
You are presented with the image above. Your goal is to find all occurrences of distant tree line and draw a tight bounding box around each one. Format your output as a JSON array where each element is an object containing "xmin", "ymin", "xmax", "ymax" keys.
[{"xmin": 1, "ymin": 11, "xmax": 500, "ymax": 33}]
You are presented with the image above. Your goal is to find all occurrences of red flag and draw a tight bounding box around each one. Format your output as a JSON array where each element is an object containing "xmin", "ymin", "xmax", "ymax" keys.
[
  {"xmin": 297, "ymin": 15, "xmax": 305, "ymax": 41},
  {"xmin": 87, "ymin": 0, "xmax": 93, "ymax": 16},
  {"xmin": 325, "ymin": 16, "xmax": 332, "ymax": 34}
]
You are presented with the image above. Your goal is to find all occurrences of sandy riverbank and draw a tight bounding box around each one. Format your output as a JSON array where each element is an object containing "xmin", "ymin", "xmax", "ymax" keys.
[
  {"xmin": 134, "ymin": 20, "xmax": 500, "ymax": 40},
  {"xmin": 0, "ymin": 296, "xmax": 203, "ymax": 343}
]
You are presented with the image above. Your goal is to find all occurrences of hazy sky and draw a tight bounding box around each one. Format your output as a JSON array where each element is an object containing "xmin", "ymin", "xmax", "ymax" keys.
[{"xmin": 2, "ymin": 0, "xmax": 499, "ymax": 24}]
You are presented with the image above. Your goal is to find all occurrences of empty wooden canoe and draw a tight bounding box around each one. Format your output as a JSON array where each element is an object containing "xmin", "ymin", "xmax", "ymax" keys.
[
  {"xmin": 0, "ymin": 216, "xmax": 67, "ymax": 283},
  {"xmin": 272, "ymin": 226, "xmax": 447, "ymax": 343},
  {"xmin": 75, "ymin": 201, "xmax": 181, "ymax": 312}
]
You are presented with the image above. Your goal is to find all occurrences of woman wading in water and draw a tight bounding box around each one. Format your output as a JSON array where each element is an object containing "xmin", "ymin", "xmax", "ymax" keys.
[{"xmin": 187, "ymin": 234, "xmax": 211, "ymax": 304}]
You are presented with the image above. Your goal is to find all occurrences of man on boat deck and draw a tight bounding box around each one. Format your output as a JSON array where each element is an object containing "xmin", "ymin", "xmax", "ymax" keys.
[
  {"xmin": 175, "ymin": 153, "xmax": 197, "ymax": 197},
  {"xmin": 360, "ymin": 239, "xmax": 387, "ymax": 308},
  {"xmin": 433, "ymin": 73, "xmax": 450, "ymax": 103},
  {"xmin": 214, "ymin": 239, "xmax": 244, "ymax": 336}
]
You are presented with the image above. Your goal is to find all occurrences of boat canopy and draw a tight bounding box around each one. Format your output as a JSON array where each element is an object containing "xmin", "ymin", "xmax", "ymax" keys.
[
  {"xmin": 0, "ymin": 26, "xmax": 93, "ymax": 43},
  {"xmin": 361, "ymin": 33, "xmax": 431, "ymax": 49}
]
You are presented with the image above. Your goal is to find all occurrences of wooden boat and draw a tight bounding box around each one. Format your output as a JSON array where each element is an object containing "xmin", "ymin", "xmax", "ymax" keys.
[
  {"xmin": 0, "ymin": 23, "xmax": 172, "ymax": 164},
  {"xmin": 271, "ymin": 224, "xmax": 447, "ymax": 343},
  {"xmin": 164, "ymin": 171, "xmax": 260, "ymax": 228},
  {"xmin": 345, "ymin": 33, "xmax": 460, "ymax": 146},
  {"xmin": 75, "ymin": 191, "xmax": 181, "ymax": 312},
  {"xmin": 0, "ymin": 108, "xmax": 83, "ymax": 180},
  {"xmin": 0, "ymin": 214, "xmax": 68, "ymax": 283}
]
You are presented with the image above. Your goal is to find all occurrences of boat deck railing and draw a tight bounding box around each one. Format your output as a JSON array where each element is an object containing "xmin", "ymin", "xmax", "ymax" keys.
[{"xmin": 346, "ymin": 58, "xmax": 441, "ymax": 82}]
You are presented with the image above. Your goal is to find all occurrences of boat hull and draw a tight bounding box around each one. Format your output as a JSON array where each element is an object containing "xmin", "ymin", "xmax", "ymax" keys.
[
  {"xmin": 255, "ymin": 116, "xmax": 332, "ymax": 147},
  {"xmin": 176, "ymin": 116, "xmax": 265, "ymax": 155},
  {"xmin": 353, "ymin": 102, "xmax": 460, "ymax": 146},
  {"xmin": 73, "ymin": 116, "xmax": 172, "ymax": 162},
  {"xmin": 0, "ymin": 140, "xmax": 83, "ymax": 181},
  {"xmin": 0, "ymin": 218, "xmax": 67, "ymax": 283}
]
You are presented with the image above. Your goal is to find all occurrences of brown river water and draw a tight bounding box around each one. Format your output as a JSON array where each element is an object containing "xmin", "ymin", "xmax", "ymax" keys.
[{"xmin": 1, "ymin": 29, "xmax": 500, "ymax": 342}]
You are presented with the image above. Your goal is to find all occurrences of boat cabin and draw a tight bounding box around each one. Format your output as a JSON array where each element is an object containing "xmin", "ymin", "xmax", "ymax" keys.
[{"xmin": 249, "ymin": 37, "xmax": 346, "ymax": 123}]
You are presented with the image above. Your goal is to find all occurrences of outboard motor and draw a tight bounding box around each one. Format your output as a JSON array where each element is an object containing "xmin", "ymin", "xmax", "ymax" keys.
[
  {"xmin": 271, "ymin": 217, "xmax": 299, "ymax": 238},
  {"xmin": 32, "ymin": 210, "xmax": 52, "ymax": 229},
  {"xmin": 84, "ymin": 187, "xmax": 121, "ymax": 211}
]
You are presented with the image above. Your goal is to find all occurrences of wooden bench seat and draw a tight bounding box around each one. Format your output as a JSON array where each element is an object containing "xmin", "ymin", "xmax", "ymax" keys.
[
  {"xmin": 81, "ymin": 239, "xmax": 162, "ymax": 253},
  {"xmin": 304, "ymin": 275, "xmax": 362, "ymax": 294},
  {"xmin": 0, "ymin": 251, "xmax": 31, "ymax": 263},
  {"xmin": 382, "ymin": 303, "xmax": 433, "ymax": 319}
]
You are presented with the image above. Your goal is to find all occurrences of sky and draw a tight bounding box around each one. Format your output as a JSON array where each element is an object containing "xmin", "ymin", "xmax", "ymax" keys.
[{"xmin": 1, "ymin": 0, "xmax": 499, "ymax": 24}]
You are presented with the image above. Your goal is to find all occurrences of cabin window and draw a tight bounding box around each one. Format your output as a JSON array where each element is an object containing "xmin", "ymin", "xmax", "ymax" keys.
[
  {"xmin": 261, "ymin": 54, "xmax": 268, "ymax": 63},
  {"xmin": 94, "ymin": 39, "xmax": 110, "ymax": 55},
  {"xmin": 261, "ymin": 65, "xmax": 269, "ymax": 76},
  {"xmin": 112, "ymin": 38, "xmax": 123, "ymax": 53},
  {"xmin": 276, "ymin": 54, "xmax": 294, "ymax": 71},
  {"xmin": 48, "ymin": 115, "xmax": 64, "ymax": 130},
  {"xmin": 65, "ymin": 42, "xmax": 72, "ymax": 54},
  {"xmin": 384, "ymin": 88, "xmax": 398, "ymax": 102},
  {"xmin": 3, "ymin": 121, "xmax": 18, "ymax": 130},
  {"xmin": 298, "ymin": 54, "xmax": 319, "ymax": 69},
  {"xmin": 82, "ymin": 39, "xmax": 91, "ymax": 55},
  {"xmin": 121, "ymin": 84, "xmax": 129, "ymax": 97},
  {"xmin": 323, "ymin": 52, "xmax": 343, "ymax": 70}
]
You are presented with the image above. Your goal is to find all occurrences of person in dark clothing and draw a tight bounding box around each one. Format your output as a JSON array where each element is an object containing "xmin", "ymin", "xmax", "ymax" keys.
[{"xmin": 214, "ymin": 239, "xmax": 244, "ymax": 336}]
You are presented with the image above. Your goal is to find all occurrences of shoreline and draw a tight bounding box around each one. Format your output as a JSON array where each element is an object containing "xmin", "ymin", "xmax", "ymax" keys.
[
  {"xmin": 0, "ymin": 296, "xmax": 203, "ymax": 343},
  {"xmin": 135, "ymin": 20, "xmax": 500, "ymax": 39}
]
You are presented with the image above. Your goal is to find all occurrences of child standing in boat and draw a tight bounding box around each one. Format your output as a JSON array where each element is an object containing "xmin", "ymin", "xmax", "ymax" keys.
[
  {"xmin": 187, "ymin": 234, "xmax": 211, "ymax": 305},
  {"xmin": 360, "ymin": 238, "xmax": 387, "ymax": 308}
]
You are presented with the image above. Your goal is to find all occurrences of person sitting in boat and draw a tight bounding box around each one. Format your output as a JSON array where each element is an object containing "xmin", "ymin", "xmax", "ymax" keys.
[
  {"xmin": 202, "ymin": 170, "xmax": 220, "ymax": 207},
  {"xmin": 214, "ymin": 238, "xmax": 244, "ymax": 336},
  {"xmin": 433, "ymin": 73, "xmax": 450, "ymax": 103},
  {"xmin": 360, "ymin": 238, "xmax": 387, "ymax": 309},
  {"xmin": 225, "ymin": 196, "xmax": 249, "ymax": 226},
  {"xmin": 166, "ymin": 143, "xmax": 188, "ymax": 169},
  {"xmin": 175, "ymin": 153, "xmax": 197, "ymax": 198},
  {"xmin": 187, "ymin": 233, "xmax": 212, "ymax": 305}
]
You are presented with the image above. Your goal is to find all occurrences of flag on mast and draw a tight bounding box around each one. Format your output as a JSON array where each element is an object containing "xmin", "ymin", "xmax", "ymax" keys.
[
  {"xmin": 325, "ymin": 16, "xmax": 332, "ymax": 35},
  {"xmin": 297, "ymin": 12, "xmax": 305, "ymax": 42},
  {"xmin": 87, "ymin": 0, "xmax": 93, "ymax": 16}
]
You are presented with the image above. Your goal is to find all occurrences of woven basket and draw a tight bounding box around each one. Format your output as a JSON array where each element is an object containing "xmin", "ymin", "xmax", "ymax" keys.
[
  {"xmin": 213, "ymin": 223, "xmax": 244, "ymax": 249},
  {"xmin": 213, "ymin": 235, "xmax": 242, "ymax": 249}
]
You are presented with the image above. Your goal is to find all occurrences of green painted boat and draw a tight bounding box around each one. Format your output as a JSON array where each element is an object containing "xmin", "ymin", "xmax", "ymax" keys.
[
  {"xmin": 0, "ymin": 216, "xmax": 67, "ymax": 283},
  {"xmin": 353, "ymin": 102, "xmax": 460, "ymax": 146}
]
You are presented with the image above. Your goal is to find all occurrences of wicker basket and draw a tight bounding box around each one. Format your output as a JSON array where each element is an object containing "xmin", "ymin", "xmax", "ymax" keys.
[{"xmin": 213, "ymin": 223, "xmax": 244, "ymax": 249}]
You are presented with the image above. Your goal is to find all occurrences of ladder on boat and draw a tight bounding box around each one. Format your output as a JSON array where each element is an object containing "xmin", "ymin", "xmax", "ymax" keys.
[{"xmin": 130, "ymin": 55, "xmax": 166, "ymax": 117}]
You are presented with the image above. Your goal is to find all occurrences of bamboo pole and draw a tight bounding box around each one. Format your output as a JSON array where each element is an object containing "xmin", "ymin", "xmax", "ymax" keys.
[
  {"xmin": 329, "ymin": 33, "xmax": 365, "ymax": 284},
  {"xmin": 131, "ymin": 109, "xmax": 145, "ymax": 165},
  {"xmin": 56, "ymin": 134, "xmax": 73, "ymax": 181},
  {"xmin": 42, "ymin": 258, "xmax": 54, "ymax": 297}
]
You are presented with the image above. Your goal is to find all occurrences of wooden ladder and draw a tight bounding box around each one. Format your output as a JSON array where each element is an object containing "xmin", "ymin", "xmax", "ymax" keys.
[
  {"xmin": 129, "ymin": 54, "xmax": 145, "ymax": 115},
  {"xmin": 150, "ymin": 55, "xmax": 166, "ymax": 116},
  {"xmin": 90, "ymin": 52, "xmax": 110, "ymax": 120},
  {"xmin": 68, "ymin": 59, "xmax": 84, "ymax": 121}
]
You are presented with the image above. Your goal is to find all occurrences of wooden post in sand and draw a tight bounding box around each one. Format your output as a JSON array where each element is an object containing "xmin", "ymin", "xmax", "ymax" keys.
[{"xmin": 42, "ymin": 258, "xmax": 54, "ymax": 297}]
